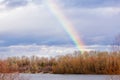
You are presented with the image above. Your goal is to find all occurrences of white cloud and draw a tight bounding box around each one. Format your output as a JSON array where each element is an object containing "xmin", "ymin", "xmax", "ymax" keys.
[
  {"xmin": 0, "ymin": 45, "xmax": 78, "ymax": 58},
  {"xmin": 0, "ymin": 0, "xmax": 4, "ymax": 3},
  {"xmin": 63, "ymin": 7, "xmax": 120, "ymax": 37},
  {"xmin": 0, "ymin": 3, "xmax": 66, "ymax": 37},
  {"xmin": 0, "ymin": 4, "xmax": 6, "ymax": 10},
  {"xmin": 0, "ymin": 1, "xmax": 120, "ymax": 45},
  {"xmin": 65, "ymin": 7, "xmax": 120, "ymax": 18},
  {"xmin": 1, "ymin": 1, "xmax": 119, "ymax": 36},
  {"xmin": 90, "ymin": 7, "xmax": 120, "ymax": 16},
  {"xmin": 0, "ymin": 44, "xmax": 112, "ymax": 58}
]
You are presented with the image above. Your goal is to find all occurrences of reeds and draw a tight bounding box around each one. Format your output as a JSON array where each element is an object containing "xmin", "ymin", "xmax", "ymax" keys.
[
  {"xmin": 53, "ymin": 51, "xmax": 120, "ymax": 74},
  {"xmin": 0, "ymin": 51, "xmax": 120, "ymax": 74}
]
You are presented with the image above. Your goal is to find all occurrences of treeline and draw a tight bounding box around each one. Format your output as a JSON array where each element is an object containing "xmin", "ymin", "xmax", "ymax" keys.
[
  {"xmin": 0, "ymin": 56, "xmax": 55, "ymax": 73},
  {"xmin": 1, "ymin": 51, "xmax": 120, "ymax": 74},
  {"xmin": 53, "ymin": 51, "xmax": 120, "ymax": 74}
]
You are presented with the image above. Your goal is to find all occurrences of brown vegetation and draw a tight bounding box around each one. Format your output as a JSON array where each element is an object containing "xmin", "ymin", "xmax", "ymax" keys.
[
  {"xmin": 53, "ymin": 51, "xmax": 120, "ymax": 74},
  {"xmin": 1, "ymin": 51, "xmax": 120, "ymax": 74},
  {"xmin": 0, "ymin": 56, "xmax": 54, "ymax": 73},
  {"xmin": 0, "ymin": 59, "xmax": 29, "ymax": 80}
]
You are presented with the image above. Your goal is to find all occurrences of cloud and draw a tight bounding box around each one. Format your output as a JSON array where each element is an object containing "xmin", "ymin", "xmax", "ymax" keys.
[
  {"xmin": 0, "ymin": 0, "xmax": 120, "ymax": 46},
  {"xmin": 0, "ymin": 44, "xmax": 111, "ymax": 58},
  {"xmin": 0, "ymin": 0, "xmax": 43, "ymax": 8},
  {"xmin": 0, "ymin": 40, "xmax": 5, "ymax": 44},
  {"xmin": 1, "ymin": 0, "xmax": 120, "ymax": 10},
  {"xmin": 58, "ymin": 0, "xmax": 120, "ymax": 8},
  {"xmin": 2, "ymin": 0, "xmax": 28, "ymax": 7},
  {"xmin": 89, "ymin": 36, "xmax": 105, "ymax": 42},
  {"xmin": 89, "ymin": 7, "xmax": 120, "ymax": 16},
  {"xmin": 0, "ymin": 45, "xmax": 79, "ymax": 58},
  {"xmin": 0, "ymin": 3, "xmax": 66, "ymax": 36},
  {"xmin": 64, "ymin": 7, "xmax": 120, "ymax": 41}
]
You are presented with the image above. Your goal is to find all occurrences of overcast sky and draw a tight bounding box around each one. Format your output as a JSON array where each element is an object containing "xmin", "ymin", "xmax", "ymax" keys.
[{"xmin": 0, "ymin": 0, "xmax": 120, "ymax": 46}]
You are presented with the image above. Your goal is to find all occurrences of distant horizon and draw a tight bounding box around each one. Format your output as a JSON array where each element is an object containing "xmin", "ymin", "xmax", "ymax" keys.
[{"xmin": 0, "ymin": 44, "xmax": 112, "ymax": 58}]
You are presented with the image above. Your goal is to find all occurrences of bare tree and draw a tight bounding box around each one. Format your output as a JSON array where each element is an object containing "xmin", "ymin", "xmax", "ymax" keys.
[{"xmin": 112, "ymin": 34, "xmax": 120, "ymax": 52}]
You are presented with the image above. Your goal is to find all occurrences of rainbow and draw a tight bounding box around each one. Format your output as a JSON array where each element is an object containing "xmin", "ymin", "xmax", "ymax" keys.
[{"xmin": 46, "ymin": 0, "xmax": 85, "ymax": 53}]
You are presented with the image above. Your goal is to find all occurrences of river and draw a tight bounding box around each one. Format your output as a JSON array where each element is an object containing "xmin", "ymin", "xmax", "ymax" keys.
[{"xmin": 21, "ymin": 74, "xmax": 119, "ymax": 80}]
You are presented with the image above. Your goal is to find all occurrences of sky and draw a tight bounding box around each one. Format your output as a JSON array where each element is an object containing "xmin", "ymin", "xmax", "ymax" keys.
[
  {"xmin": 0, "ymin": 0, "xmax": 120, "ymax": 57},
  {"xmin": 0, "ymin": 0, "xmax": 120, "ymax": 46}
]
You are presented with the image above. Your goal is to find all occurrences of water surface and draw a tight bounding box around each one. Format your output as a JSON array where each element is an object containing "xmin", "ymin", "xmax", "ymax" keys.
[{"xmin": 22, "ymin": 74, "xmax": 117, "ymax": 80}]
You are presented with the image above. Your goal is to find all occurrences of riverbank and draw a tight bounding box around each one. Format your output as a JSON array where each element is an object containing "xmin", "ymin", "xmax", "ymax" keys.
[{"xmin": 0, "ymin": 51, "xmax": 120, "ymax": 74}]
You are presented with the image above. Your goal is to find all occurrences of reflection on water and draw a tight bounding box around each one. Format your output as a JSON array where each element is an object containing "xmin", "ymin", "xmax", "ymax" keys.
[{"xmin": 21, "ymin": 74, "xmax": 117, "ymax": 80}]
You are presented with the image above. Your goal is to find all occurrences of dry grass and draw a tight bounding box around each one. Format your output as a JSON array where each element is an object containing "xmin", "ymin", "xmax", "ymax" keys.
[
  {"xmin": 0, "ymin": 60, "xmax": 29, "ymax": 80},
  {"xmin": 0, "ymin": 51, "xmax": 120, "ymax": 74},
  {"xmin": 52, "ymin": 51, "xmax": 120, "ymax": 74}
]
